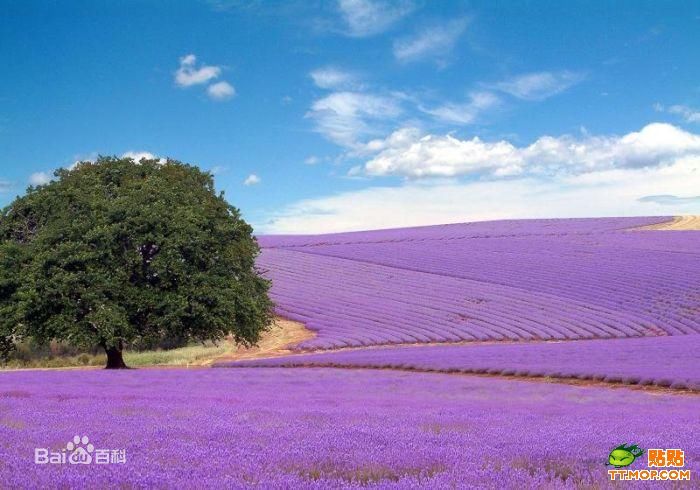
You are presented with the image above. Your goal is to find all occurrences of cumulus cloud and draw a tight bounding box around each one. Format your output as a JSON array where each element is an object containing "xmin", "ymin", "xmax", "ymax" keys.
[
  {"xmin": 244, "ymin": 174, "xmax": 261, "ymax": 186},
  {"xmin": 207, "ymin": 81, "xmax": 236, "ymax": 100},
  {"xmin": 310, "ymin": 67, "xmax": 360, "ymax": 90},
  {"xmin": 493, "ymin": 71, "xmax": 585, "ymax": 101},
  {"xmin": 307, "ymin": 91, "xmax": 403, "ymax": 148},
  {"xmin": 419, "ymin": 91, "xmax": 501, "ymax": 125},
  {"xmin": 261, "ymin": 123, "xmax": 700, "ymax": 233},
  {"xmin": 393, "ymin": 18, "xmax": 468, "ymax": 63},
  {"xmin": 261, "ymin": 154, "xmax": 700, "ymax": 233},
  {"xmin": 338, "ymin": 0, "xmax": 414, "ymax": 37},
  {"xmin": 358, "ymin": 123, "xmax": 700, "ymax": 179},
  {"xmin": 29, "ymin": 172, "xmax": 52, "ymax": 186},
  {"xmin": 174, "ymin": 54, "xmax": 222, "ymax": 87}
]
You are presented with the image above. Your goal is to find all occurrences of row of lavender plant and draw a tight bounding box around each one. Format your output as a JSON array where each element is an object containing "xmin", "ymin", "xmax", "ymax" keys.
[
  {"xmin": 1, "ymin": 367, "xmax": 698, "ymax": 488},
  {"xmin": 291, "ymin": 234, "xmax": 698, "ymax": 332},
  {"xmin": 263, "ymin": 249, "xmax": 661, "ymax": 349},
  {"xmin": 221, "ymin": 334, "xmax": 700, "ymax": 390},
  {"xmin": 256, "ymin": 217, "xmax": 700, "ymax": 348}
]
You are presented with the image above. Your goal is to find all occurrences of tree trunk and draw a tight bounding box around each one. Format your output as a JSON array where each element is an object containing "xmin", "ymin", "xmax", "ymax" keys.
[{"xmin": 104, "ymin": 344, "xmax": 128, "ymax": 369}]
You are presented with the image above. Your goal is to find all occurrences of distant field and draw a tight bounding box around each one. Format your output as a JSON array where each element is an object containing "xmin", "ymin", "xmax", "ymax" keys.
[
  {"xmin": 257, "ymin": 217, "xmax": 700, "ymax": 349},
  {"xmin": 224, "ymin": 334, "xmax": 700, "ymax": 391}
]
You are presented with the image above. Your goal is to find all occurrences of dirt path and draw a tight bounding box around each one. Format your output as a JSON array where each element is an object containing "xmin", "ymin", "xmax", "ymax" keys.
[
  {"xmin": 217, "ymin": 337, "xmax": 573, "ymax": 363},
  {"xmin": 205, "ymin": 317, "xmax": 316, "ymax": 365},
  {"xmin": 637, "ymin": 216, "xmax": 700, "ymax": 231}
]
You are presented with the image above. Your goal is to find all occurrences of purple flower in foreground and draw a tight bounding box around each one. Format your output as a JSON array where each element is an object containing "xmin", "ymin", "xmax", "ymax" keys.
[{"xmin": 1, "ymin": 368, "xmax": 698, "ymax": 488}]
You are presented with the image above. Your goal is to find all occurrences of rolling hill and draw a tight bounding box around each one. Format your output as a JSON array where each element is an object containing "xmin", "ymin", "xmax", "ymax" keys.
[{"xmin": 257, "ymin": 217, "xmax": 700, "ymax": 349}]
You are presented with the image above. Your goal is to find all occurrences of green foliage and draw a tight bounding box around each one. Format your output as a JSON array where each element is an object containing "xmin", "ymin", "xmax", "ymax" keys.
[{"xmin": 0, "ymin": 156, "xmax": 273, "ymax": 361}]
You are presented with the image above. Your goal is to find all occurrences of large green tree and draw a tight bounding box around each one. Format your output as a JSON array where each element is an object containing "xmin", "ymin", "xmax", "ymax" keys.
[{"xmin": 0, "ymin": 157, "xmax": 273, "ymax": 368}]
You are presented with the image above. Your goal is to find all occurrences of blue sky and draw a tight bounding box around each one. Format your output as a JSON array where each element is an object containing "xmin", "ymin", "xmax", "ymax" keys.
[{"xmin": 1, "ymin": 0, "xmax": 699, "ymax": 233}]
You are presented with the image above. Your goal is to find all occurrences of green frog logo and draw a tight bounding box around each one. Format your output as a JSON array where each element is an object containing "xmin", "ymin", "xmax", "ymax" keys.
[{"xmin": 607, "ymin": 444, "xmax": 644, "ymax": 468}]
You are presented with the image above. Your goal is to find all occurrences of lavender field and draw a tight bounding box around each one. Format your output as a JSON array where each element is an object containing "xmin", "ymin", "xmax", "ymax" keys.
[
  {"xmin": 3, "ymin": 217, "xmax": 699, "ymax": 488},
  {"xmin": 258, "ymin": 218, "xmax": 700, "ymax": 349},
  {"xmin": 225, "ymin": 334, "xmax": 700, "ymax": 390},
  {"xmin": 6, "ymin": 2, "xmax": 700, "ymax": 488},
  {"xmin": 1, "ymin": 368, "xmax": 699, "ymax": 488}
]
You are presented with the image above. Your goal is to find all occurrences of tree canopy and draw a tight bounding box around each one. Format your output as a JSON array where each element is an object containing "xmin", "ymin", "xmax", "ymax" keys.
[{"xmin": 0, "ymin": 156, "xmax": 273, "ymax": 368}]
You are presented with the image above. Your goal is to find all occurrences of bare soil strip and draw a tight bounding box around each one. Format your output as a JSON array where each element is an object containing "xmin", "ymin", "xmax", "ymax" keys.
[
  {"xmin": 636, "ymin": 216, "xmax": 700, "ymax": 231},
  {"xmin": 206, "ymin": 317, "xmax": 316, "ymax": 365}
]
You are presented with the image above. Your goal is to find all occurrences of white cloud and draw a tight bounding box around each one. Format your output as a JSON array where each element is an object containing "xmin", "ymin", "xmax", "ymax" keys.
[
  {"xmin": 121, "ymin": 151, "xmax": 166, "ymax": 164},
  {"xmin": 363, "ymin": 127, "xmax": 522, "ymax": 178},
  {"xmin": 338, "ymin": 0, "xmax": 414, "ymax": 37},
  {"xmin": 70, "ymin": 152, "xmax": 165, "ymax": 169},
  {"xmin": 668, "ymin": 106, "xmax": 696, "ymax": 120},
  {"xmin": 304, "ymin": 156, "xmax": 321, "ymax": 165},
  {"xmin": 207, "ymin": 81, "xmax": 236, "ymax": 100},
  {"xmin": 29, "ymin": 172, "xmax": 52, "ymax": 186},
  {"xmin": 244, "ymin": 174, "xmax": 261, "ymax": 186},
  {"xmin": 307, "ymin": 91, "xmax": 402, "ymax": 148},
  {"xmin": 420, "ymin": 91, "xmax": 501, "ymax": 125},
  {"xmin": 358, "ymin": 123, "xmax": 700, "ymax": 179},
  {"xmin": 655, "ymin": 103, "xmax": 700, "ymax": 123},
  {"xmin": 175, "ymin": 54, "xmax": 222, "ymax": 87},
  {"xmin": 393, "ymin": 18, "xmax": 468, "ymax": 63},
  {"xmin": 493, "ymin": 71, "xmax": 584, "ymax": 101},
  {"xmin": 639, "ymin": 194, "xmax": 700, "ymax": 205},
  {"xmin": 310, "ymin": 67, "xmax": 360, "ymax": 90},
  {"xmin": 173, "ymin": 54, "xmax": 235, "ymax": 100},
  {"xmin": 261, "ymin": 154, "xmax": 700, "ymax": 233},
  {"xmin": 0, "ymin": 179, "xmax": 12, "ymax": 193}
]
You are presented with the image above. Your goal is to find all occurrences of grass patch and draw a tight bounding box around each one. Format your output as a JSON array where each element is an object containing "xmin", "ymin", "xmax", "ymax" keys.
[
  {"xmin": 124, "ymin": 342, "xmax": 231, "ymax": 367},
  {"xmin": 1, "ymin": 341, "xmax": 234, "ymax": 370}
]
